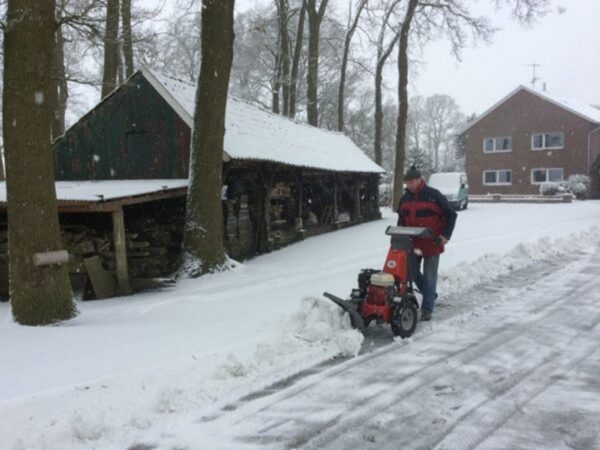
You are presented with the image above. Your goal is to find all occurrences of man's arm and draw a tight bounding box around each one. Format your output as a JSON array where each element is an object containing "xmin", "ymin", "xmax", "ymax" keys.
[{"xmin": 433, "ymin": 190, "xmax": 457, "ymax": 240}]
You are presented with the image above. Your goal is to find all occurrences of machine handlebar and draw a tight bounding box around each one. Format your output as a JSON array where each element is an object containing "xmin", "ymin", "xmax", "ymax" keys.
[{"xmin": 385, "ymin": 226, "xmax": 433, "ymax": 238}]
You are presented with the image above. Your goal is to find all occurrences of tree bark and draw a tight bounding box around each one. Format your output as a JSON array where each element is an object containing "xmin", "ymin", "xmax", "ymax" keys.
[
  {"xmin": 393, "ymin": 0, "xmax": 418, "ymax": 209},
  {"xmin": 374, "ymin": 0, "xmax": 402, "ymax": 166},
  {"xmin": 289, "ymin": 0, "xmax": 306, "ymax": 118},
  {"xmin": 276, "ymin": 0, "xmax": 291, "ymax": 115},
  {"xmin": 101, "ymin": 0, "xmax": 120, "ymax": 98},
  {"xmin": 337, "ymin": 0, "xmax": 366, "ymax": 132},
  {"xmin": 3, "ymin": 0, "xmax": 76, "ymax": 325},
  {"xmin": 272, "ymin": 47, "xmax": 281, "ymax": 114},
  {"xmin": 305, "ymin": 0, "xmax": 328, "ymax": 126},
  {"xmin": 183, "ymin": 0, "xmax": 235, "ymax": 277},
  {"xmin": 121, "ymin": 0, "xmax": 134, "ymax": 78},
  {"xmin": 50, "ymin": 0, "xmax": 68, "ymax": 140}
]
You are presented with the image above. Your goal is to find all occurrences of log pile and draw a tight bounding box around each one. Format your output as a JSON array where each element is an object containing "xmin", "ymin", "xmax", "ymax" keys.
[{"xmin": 61, "ymin": 217, "xmax": 182, "ymax": 280}]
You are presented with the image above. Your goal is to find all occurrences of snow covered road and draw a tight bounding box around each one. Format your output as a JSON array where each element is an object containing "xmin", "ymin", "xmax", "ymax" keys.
[
  {"xmin": 185, "ymin": 245, "xmax": 600, "ymax": 450},
  {"xmin": 1, "ymin": 202, "xmax": 600, "ymax": 449}
]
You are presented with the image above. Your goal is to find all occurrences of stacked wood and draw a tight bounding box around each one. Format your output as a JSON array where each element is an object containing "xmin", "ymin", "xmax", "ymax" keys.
[{"xmin": 237, "ymin": 195, "xmax": 253, "ymax": 258}]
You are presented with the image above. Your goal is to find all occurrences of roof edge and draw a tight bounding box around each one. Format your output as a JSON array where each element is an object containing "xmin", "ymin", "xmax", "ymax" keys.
[{"xmin": 459, "ymin": 85, "xmax": 600, "ymax": 134}]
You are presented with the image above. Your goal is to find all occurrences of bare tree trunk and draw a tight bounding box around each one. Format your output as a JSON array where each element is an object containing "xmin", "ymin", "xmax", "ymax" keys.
[
  {"xmin": 3, "ymin": 0, "xmax": 76, "ymax": 325},
  {"xmin": 337, "ymin": 0, "xmax": 366, "ymax": 132},
  {"xmin": 289, "ymin": 0, "xmax": 305, "ymax": 118},
  {"xmin": 183, "ymin": 0, "xmax": 235, "ymax": 277},
  {"xmin": 374, "ymin": 0, "xmax": 402, "ymax": 166},
  {"xmin": 101, "ymin": 0, "xmax": 120, "ymax": 98},
  {"xmin": 305, "ymin": 0, "xmax": 328, "ymax": 126},
  {"xmin": 51, "ymin": 0, "xmax": 68, "ymax": 140},
  {"xmin": 277, "ymin": 0, "xmax": 291, "ymax": 116},
  {"xmin": 272, "ymin": 46, "xmax": 281, "ymax": 114},
  {"xmin": 393, "ymin": 0, "xmax": 418, "ymax": 209},
  {"xmin": 121, "ymin": 0, "xmax": 134, "ymax": 78}
]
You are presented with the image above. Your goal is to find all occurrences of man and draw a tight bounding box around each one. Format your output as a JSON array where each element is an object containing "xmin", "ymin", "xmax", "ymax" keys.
[{"xmin": 397, "ymin": 166, "xmax": 457, "ymax": 321}]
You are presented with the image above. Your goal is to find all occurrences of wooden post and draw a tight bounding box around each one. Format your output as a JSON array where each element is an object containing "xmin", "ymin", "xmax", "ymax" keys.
[
  {"xmin": 333, "ymin": 181, "xmax": 339, "ymax": 226},
  {"xmin": 112, "ymin": 208, "xmax": 132, "ymax": 295},
  {"xmin": 355, "ymin": 180, "xmax": 362, "ymax": 223},
  {"xmin": 295, "ymin": 170, "xmax": 304, "ymax": 230}
]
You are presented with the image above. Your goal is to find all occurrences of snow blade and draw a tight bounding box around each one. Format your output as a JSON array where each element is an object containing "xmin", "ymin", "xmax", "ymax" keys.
[{"xmin": 323, "ymin": 292, "xmax": 366, "ymax": 333}]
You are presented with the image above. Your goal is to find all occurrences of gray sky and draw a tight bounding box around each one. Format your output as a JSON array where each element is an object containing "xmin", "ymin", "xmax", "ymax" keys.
[{"xmin": 236, "ymin": 0, "xmax": 600, "ymax": 116}]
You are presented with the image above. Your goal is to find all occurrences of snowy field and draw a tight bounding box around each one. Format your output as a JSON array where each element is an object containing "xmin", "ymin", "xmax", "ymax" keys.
[{"xmin": 1, "ymin": 201, "xmax": 600, "ymax": 449}]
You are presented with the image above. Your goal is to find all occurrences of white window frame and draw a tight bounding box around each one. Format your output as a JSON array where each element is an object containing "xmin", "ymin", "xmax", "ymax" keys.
[
  {"xmin": 530, "ymin": 168, "xmax": 564, "ymax": 184},
  {"xmin": 483, "ymin": 169, "xmax": 512, "ymax": 186},
  {"xmin": 531, "ymin": 132, "xmax": 565, "ymax": 150},
  {"xmin": 483, "ymin": 136, "xmax": 513, "ymax": 153}
]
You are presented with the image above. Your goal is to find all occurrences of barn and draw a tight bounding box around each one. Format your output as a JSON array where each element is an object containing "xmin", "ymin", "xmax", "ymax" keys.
[{"xmin": 0, "ymin": 67, "xmax": 384, "ymax": 299}]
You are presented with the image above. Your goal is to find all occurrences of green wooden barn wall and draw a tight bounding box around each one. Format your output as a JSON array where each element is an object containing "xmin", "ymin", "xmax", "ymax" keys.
[{"xmin": 54, "ymin": 72, "xmax": 191, "ymax": 180}]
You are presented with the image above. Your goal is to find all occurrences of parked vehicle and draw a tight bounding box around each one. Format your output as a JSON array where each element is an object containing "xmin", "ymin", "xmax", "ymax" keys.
[{"xmin": 428, "ymin": 172, "xmax": 469, "ymax": 210}]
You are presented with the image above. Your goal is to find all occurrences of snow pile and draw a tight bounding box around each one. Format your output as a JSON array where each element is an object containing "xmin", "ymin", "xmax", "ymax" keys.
[
  {"xmin": 439, "ymin": 226, "xmax": 600, "ymax": 299},
  {"xmin": 215, "ymin": 296, "xmax": 363, "ymax": 381}
]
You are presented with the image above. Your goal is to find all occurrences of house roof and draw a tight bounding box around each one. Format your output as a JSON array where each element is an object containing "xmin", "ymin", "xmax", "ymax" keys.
[
  {"xmin": 139, "ymin": 67, "xmax": 383, "ymax": 174},
  {"xmin": 461, "ymin": 85, "xmax": 600, "ymax": 133}
]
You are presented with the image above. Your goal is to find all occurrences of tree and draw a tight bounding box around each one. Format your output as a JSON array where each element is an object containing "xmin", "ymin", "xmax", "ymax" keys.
[
  {"xmin": 101, "ymin": 0, "xmax": 120, "ymax": 98},
  {"xmin": 121, "ymin": 0, "xmax": 134, "ymax": 78},
  {"xmin": 3, "ymin": 0, "xmax": 76, "ymax": 324},
  {"xmin": 337, "ymin": 0, "xmax": 366, "ymax": 132},
  {"xmin": 392, "ymin": 0, "xmax": 549, "ymax": 207},
  {"xmin": 274, "ymin": 0, "xmax": 291, "ymax": 114},
  {"xmin": 304, "ymin": 0, "xmax": 328, "ymax": 126},
  {"xmin": 373, "ymin": 0, "xmax": 402, "ymax": 165},
  {"xmin": 289, "ymin": 0, "xmax": 306, "ymax": 117},
  {"xmin": 422, "ymin": 94, "xmax": 463, "ymax": 171},
  {"xmin": 182, "ymin": 0, "xmax": 235, "ymax": 277},
  {"xmin": 393, "ymin": 0, "xmax": 418, "ymax": 208}
]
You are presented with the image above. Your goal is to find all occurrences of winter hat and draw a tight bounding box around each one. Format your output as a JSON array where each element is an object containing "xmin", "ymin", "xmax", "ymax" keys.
[{"xmin": 403, "ymin": 165, "xmax": 422, "ymax": 181}]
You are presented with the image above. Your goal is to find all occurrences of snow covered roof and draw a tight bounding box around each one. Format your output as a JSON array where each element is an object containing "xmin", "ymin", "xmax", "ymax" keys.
[
  {"xmin": 461, "ymin": 85, "xmax": 600, "ymax": 133},
  {"xmin": 0, "ymin": 180, "xmax": 188, "ymax": 204},
  {"xmin": 140, "ymin": 67, "xmax": 383, "ymax": 174}
]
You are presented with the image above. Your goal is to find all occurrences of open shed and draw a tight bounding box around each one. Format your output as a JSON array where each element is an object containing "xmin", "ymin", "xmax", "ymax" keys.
[{"xmin": 35, "ymin": 67, "xmax": 384, "ymax": 298}]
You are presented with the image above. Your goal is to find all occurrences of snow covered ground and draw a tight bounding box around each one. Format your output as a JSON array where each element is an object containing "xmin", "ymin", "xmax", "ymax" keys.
[{"xmin": 1, "ymin": 201, "xmax": 600, "ymax": 449}]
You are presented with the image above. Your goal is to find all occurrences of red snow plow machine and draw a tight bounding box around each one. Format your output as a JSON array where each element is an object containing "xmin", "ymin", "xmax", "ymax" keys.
[{"xmin": 324, "ymin": 225, "xmax": 432, "ymax": 338}]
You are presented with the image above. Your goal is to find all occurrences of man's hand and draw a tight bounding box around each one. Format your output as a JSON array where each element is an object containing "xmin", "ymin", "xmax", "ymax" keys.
[{"xmin": 439, "ymin": 236, "xmax": 449, "ymax": 245}]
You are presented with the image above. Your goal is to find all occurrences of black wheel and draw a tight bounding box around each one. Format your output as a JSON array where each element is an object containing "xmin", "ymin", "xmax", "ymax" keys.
[{"xmin": 391, "ymin": 301, "xmax": 418, "ymax": 338}]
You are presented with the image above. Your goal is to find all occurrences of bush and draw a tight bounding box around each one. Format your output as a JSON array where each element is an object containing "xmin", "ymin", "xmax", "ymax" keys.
[
  {"xmin": 567, "ymin": 174, "xmax": 591, "ymax": 199},
  {"xmin": 540, "ymin": 182, "xmax": 561, "ymax": 196}
]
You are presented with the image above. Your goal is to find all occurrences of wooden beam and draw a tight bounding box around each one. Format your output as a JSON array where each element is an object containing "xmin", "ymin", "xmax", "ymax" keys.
[
  {"xmin": 355, "ymin": 180, "xmax": 362, "ymax": 220},
  {"xmin": 112, "ymin": 208, "xmax": 132, "ymax": 295},
  {"xmin": 295, "ymin": 170, "xmax": 303, "ymax": 230}
]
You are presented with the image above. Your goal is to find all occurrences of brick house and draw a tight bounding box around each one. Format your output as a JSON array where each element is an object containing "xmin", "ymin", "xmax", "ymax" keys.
[{"xmin": 462, "ymin": 85, "xmax": 600, "ymax": 198}]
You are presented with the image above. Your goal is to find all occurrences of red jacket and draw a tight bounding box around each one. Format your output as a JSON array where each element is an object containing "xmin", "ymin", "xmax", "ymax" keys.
[{"xmin": 397, "ymin": 180, "xmax": 457, "ymax": 256}]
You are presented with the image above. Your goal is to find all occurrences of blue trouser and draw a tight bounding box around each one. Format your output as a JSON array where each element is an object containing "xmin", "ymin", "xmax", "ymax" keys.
[{"xmin": 409, "ymin": 253, "xmax": 440, "ymax": 313}]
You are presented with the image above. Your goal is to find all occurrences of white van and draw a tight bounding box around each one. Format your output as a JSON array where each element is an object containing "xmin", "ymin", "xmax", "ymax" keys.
[{"xmin": 428, "ymin": 172, "xmax": 469, "ymax": 210}]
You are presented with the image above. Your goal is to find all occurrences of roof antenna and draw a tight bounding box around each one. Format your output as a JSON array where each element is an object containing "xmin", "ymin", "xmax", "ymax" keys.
[{"xmin": 524, "ymin": 61, "xmax": 542, "ymax": 89}]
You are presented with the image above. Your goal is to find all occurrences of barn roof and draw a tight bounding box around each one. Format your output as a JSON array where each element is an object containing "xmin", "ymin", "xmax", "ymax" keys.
[
  {"xmin": 461, "ymin": 85, "xmax": 600, "ymax": 133},
  {"xmin": 0, "ymin": 180, "xmax": 188, "ymax": 212},
  {"xmin": 139, "ymin": 67, "xmax": 383, "ymax": 174}
]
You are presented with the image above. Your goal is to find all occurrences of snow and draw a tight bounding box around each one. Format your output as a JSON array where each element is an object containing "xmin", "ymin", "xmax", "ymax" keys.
[
  {"xmin": 0, "ymin": 180, "xmax": 187, "ymax": 203},
  {"xmin": 1, "ymin": 201, "xmax": 600, "ymax": 449},
  {"xmin": 143, "ymin": 67, "xmax": 384, "ymax": 174}
]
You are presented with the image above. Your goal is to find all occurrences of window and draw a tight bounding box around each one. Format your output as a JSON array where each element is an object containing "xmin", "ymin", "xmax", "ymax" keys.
[
  {"xmin": 531, "ymin": 168, "xmax": 564, "ymax": 184},
  {"xmin": 483, "ymin": 170, "xmax": 512, "ymax": 185},
  {"xmin": 483, "ymin": 136, "xmax": 512, "ymax": 153},
  {"xmin": 531, "ymin": 132, "xmax": 564, "ymax": 150}
]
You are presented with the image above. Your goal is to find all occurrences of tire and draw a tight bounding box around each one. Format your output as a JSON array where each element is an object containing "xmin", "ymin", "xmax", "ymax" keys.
[{"xmin": 391, "ymin": 300, "xmax": 418, "ymax": 338}]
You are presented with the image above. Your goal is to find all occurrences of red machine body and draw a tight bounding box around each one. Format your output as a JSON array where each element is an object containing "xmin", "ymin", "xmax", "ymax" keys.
[{"xmin": 324, "ymin": 226, "xmax": 432, "ymax": 338}]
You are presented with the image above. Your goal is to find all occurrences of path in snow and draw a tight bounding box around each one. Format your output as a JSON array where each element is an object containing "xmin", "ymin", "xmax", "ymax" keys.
[{"xmin": 150, "ymin": 245, "xmax": 600, "ymax": 450}]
